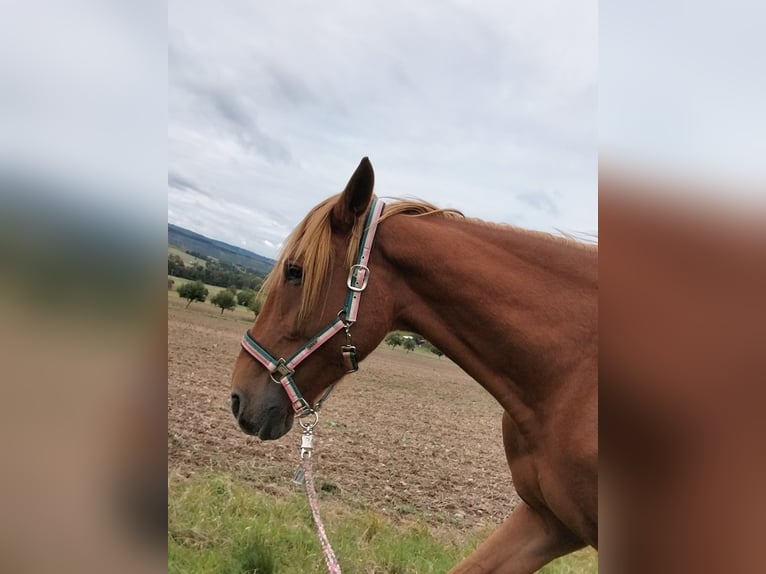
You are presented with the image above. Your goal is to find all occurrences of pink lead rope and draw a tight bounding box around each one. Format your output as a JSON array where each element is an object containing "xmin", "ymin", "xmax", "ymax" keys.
[
  {"xmin": 294, "ymin": 426, "xmax": 342, "ymax": 572},
  {"xmin": 303, "ymin": 456, "xmax": 342, "ymax": 574}
]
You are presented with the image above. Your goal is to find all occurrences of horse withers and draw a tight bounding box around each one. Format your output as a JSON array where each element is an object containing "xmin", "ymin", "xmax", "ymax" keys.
[{"xmin": 230, "ymin": 158, "xmax": 597, "ymax": 573}]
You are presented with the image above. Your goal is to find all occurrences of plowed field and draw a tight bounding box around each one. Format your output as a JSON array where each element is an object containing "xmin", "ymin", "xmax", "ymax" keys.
[{"xmin": 168, "ymin": 295, "xmax": 518, "ymax": 531}]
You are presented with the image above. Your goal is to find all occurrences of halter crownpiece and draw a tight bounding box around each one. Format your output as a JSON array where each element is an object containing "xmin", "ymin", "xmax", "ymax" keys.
[{"xmin": 240, "ymin": 197, "xmax": 386, "ymax": 418}]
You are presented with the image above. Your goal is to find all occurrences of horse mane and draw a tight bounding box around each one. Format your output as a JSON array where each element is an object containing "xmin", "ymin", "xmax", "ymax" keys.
[
  {"xmin": 260, "ymin": 195, "xmax": 462, "ymax": 324},
  {"xmin": 260, "ymin": 194, "xmax": 595, "ymax": 324}
]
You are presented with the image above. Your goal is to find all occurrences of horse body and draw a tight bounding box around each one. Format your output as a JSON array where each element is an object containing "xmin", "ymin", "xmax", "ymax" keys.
[
  {"xmin": 231, "ymin": 158, "xmax": 597, "ymax": 572},
  {"xmin": 376, "ymin": 212, "xmax": 598, "ymax": 571}
]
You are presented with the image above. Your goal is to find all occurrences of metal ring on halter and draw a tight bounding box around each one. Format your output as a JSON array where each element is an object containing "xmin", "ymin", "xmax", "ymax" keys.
[
  {"xmin": 336, "ymin": 308, "xmax": 353, "ymax": 327},
  {"xmin": 298, "ymin": 410, "xmax": 319, "ymax": 430}
]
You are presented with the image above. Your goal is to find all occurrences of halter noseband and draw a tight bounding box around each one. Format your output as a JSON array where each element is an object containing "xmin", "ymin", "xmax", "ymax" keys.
[{"xmin": 240, "ymin": 198, "xmax": 386, "ymax": 419}]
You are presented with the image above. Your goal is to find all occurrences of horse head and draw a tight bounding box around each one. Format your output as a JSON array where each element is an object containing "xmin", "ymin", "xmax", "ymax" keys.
[{"xmin": 230, "ymin": 158, "xmax": 393, "ymax": 439}]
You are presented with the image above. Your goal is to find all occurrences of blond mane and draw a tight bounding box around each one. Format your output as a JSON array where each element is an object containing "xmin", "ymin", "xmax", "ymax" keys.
[
  {"xmin": 260, "ymin": 195, "xmax": 596, "ymax": 324},
  {"xmin": 260, "ymin": 195, "xmax": 462, "ymax": 324}
]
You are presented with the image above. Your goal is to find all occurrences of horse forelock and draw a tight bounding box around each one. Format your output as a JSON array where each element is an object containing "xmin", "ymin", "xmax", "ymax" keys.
[{"xmin": 260, "ymin": 196, "xmax": 462, "ymax": 326}]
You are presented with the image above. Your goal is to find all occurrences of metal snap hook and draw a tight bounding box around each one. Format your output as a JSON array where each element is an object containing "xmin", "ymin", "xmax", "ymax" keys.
[{"xmin": 300, "ymin": 430, "xmax": 314, "ymax": 460}]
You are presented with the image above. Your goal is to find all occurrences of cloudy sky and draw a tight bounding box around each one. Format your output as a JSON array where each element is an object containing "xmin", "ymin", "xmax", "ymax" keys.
[{"xmin": 169, "ymin": 1, "xmax": 597, "ymax": 259}]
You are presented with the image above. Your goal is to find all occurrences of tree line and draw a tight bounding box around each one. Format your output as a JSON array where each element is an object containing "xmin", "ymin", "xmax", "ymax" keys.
[
  {"xmin": 168, "ymin": 253, "xmax": 265, "ymax": 291},
  {"xmin": 174, "ymin": 280, "xmax": 264, "ymax": 316},
  {"xmin": 385, "ymin": 332, "xmax": 443, "ymax": 357}
]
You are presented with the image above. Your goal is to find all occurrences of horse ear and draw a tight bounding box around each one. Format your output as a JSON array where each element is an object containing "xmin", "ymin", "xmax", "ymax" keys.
[{"xmin": 331, "ymin": 157, "xmax": 375, "ymax": 232}]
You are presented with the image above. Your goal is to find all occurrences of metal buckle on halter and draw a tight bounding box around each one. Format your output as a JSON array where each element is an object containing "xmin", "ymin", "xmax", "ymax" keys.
[
  {"xmin": 269, "ymin": 358, "xmax": 294, "ymax": 384},
  {"xmin": 346, "ymin": 264, "xmax": 370, "ymax": 292}
]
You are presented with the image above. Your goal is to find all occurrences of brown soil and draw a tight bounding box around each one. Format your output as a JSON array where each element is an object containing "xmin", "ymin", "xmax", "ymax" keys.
[{"xmin": 168, "ymin": 295, "xmax": 519, "ymax": 530}]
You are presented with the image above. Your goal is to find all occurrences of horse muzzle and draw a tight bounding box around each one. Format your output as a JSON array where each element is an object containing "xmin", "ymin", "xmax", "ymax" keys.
[{"xmin": 230, "ymin": 389, "xmax": 294, "ymax": 440}]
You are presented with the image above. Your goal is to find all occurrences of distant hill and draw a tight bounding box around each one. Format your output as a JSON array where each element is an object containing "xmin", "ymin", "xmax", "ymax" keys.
[{"xmin": 168, "ymin": 223, "xmax": 275, "ymax": 276}]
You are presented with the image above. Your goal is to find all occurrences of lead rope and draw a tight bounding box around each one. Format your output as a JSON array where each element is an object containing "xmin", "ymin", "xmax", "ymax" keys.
[{"xmin": 293, "ymin": 422, "xmax": 342, "ymax": 573}]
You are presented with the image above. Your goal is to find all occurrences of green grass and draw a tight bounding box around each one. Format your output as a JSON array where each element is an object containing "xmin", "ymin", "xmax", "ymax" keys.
[
  {"xmin": 169, "ymin": 472, "xmax": 597, "ymax": 573},
  {"xmin": 541, "ymin": 550, "xmax": 599, "ymax": 574}
]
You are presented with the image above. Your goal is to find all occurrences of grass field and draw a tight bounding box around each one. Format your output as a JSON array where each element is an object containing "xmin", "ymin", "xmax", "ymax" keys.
[{"xmin": 168, "ymin": 472, "xmax": 597, "ymax": 574}]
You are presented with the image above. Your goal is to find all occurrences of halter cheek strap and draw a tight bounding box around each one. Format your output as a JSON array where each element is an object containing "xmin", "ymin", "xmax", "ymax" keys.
[{"xmin": 240, "ymin": 198, "xmax": 386, "ymax": 418}]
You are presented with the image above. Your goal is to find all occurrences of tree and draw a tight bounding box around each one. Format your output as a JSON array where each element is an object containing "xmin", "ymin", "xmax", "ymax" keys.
[
  {"xmin": 385, "ymin": 332, "xmax": 403, "ymax": 350},
  {"xmin": 226, "ymin": 285, "xmax": 238, "ymax": 295},
  {"xmin": 248, "ymin": 294, "xmax": 264, "ymax": 317},
  {"xmin": 211, "ymin": 290, "xmax": 236, "ymax": 314},
  {"xmin": 177, "ymin": 280, "xmax": 208, "ymax": 308},
  {"xmin": 166, "ymin": 252, "xmax": 265, "ymax": 291},
  {"xmin": 237, "ymin": 289, "xmax": 256, "ymax": 307},
  {"xmin": 167, "ymin": 253, "xmax": 185, "ymax": 276},
  {"xmin": 403, "ymin": 338, "xmax": 417, "ymax": 352},
  {"xmin": 428, "ymin": 343, "xmax": 444, "ymax": 358}
]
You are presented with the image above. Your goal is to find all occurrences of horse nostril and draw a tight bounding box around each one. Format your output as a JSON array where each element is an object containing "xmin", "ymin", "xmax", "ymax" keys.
[{"xmin": 230, "ymin": 392, "xmax": 241, "ymax": 419}]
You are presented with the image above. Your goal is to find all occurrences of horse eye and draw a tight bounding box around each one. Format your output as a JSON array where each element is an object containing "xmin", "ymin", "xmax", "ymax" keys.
[{"xmin": 285, "ymin": 264, "xmax": 303, "ymax": 285}]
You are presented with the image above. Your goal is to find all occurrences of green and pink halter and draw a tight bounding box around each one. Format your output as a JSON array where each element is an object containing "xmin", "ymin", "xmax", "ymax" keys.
[{"xmin": 240, "ymin": 198, "xmax": 386, "ymax": 419}]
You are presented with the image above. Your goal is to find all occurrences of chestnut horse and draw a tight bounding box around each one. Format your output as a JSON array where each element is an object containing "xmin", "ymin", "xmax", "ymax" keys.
[{"xmin": 230, "ymin": 158, "xmax": 597, "ymax": 573}]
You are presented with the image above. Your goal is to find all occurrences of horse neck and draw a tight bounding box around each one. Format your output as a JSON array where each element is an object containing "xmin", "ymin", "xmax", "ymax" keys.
[{"xmin": 375, "ymin": 214, "xmax": 598, "ymax": 416}]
